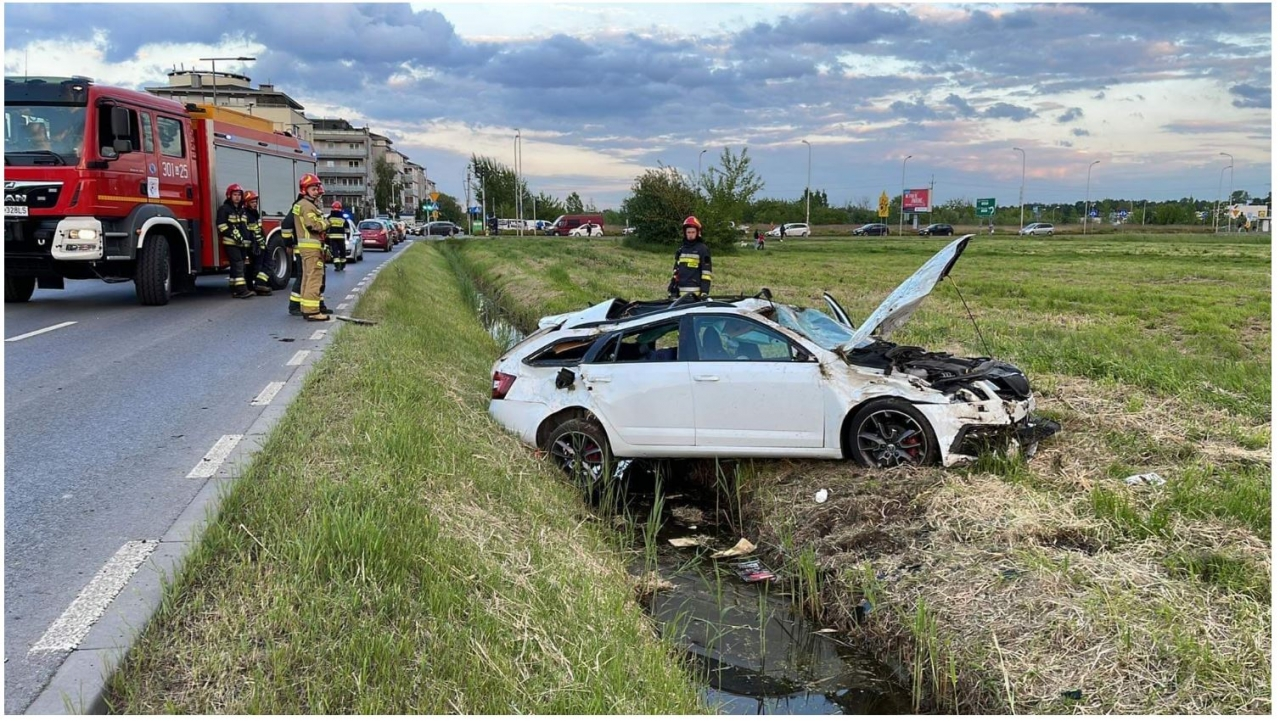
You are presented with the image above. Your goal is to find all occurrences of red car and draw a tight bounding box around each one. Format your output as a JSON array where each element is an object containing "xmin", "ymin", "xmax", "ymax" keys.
[{"xmin": 359, "ymin": 219, "xmax": 394, "ymax": 251}]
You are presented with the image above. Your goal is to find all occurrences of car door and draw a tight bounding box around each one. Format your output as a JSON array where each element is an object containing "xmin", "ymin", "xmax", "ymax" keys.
[
  {"xmin": 687, "ymin": 314, "xmax": 825, "ymax": 449},
  {"xmin": 578, "ymin": 319, "xmax": 695, "ymax": 447}
]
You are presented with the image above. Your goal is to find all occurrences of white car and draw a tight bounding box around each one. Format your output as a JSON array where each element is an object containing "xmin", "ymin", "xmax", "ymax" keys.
[
  {"xmin": 489, "ymin": 236, "xmax": 1059, "ymax": 486},
  {"xmin": 1019, "ymin": 223, "xmax": 1054, "ymax": 236},
  {"xmin": 344, "ymin": 218, "xmax": 364, "ymax": 263},
  {"xmin": 568, "ymin": 222, "xmax": 604, "ymax": 237},
  {"xmin": 767, "ymin": 222, "xmax": 811, "ymax": 238}
]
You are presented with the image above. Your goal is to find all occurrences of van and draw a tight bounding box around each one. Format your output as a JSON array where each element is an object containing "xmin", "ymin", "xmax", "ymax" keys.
[{"xmin": 545, "ymin": 214, "xmax": 605, "ymax": 236}]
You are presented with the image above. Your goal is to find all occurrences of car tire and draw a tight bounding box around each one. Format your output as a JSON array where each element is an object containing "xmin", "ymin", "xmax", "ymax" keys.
[
  {"xmin": 544, "ymin": 417, "xmax": 617, "ymax": 497},
  {"xmin": 135, "ymin": 236, "xmax": 172, "ymax": 306},
  {"xmin": 847, "ymin": 398, "xmax": 938, "ymax": 468},
  {"xmin": 5, "ymin": 275, "xmax": 36, "ymax": 303}
]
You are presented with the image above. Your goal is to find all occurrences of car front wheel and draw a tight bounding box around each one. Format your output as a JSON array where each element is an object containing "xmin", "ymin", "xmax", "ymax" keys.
[{"xmin": 847, "ymin": 399, "xmax": 937, "ymax": 468}]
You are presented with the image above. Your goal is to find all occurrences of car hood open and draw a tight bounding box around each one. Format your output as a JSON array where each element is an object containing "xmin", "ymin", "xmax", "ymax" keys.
[{"xmin": 833, "ymin": 235, "xmax": 972, "ymax": 353}]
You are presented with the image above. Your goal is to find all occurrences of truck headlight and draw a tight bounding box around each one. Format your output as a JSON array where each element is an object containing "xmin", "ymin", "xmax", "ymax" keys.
[{"xmin": 67, "ymin": 228, "xmax": 98, "ymax": 241}]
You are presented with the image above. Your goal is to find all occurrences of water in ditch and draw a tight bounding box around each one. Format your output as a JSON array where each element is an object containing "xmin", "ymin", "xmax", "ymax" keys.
[{"xmin": 476, "ymin": 293, "xmax": 910, "ymax": 714}]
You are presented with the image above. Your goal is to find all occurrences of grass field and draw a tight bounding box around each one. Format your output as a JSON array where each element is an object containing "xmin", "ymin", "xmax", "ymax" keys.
[
  {"xmin": 106, "ymin": 246, "xmax": 704, "ymax": 714},
  {"xmin": 448, "ymin": 233, "xmax": 1271, "ymax": 713}
]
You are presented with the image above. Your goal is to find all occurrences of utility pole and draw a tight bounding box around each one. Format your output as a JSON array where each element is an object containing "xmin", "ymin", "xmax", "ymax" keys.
[
  {"xmin": 899, "ymin": 155, "xmax": 912, "ymax": 236},
  {"xmin": 1013, "ymin": 146, "xmax": 1026, "ymax": 231},
  {"xmin": 929, "ymin": 174, "xmax": 935, "ymax": 226},
  {"xmin": 1085, "ymin": 160, "xmax": 1100, "ymax": 235},
  {"xmin": 199, "ymin": 56, "xmax": 256, "ymax": 108},
  {"xmin": 1142, "ymin": 200, "xmax": 1147, "ymax": 226},
  {"xmin": 801, "ymin": 140, "xmax": 812, "ymax": 227}
]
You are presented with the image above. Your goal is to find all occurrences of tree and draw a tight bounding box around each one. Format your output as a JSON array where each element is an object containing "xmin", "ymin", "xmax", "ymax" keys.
[
  {"xmin": 470, "ymin": 155, "xmax": 524, "ymax": 219},
  {"xmin": 699, "ymin": 147, "xmax": 765, "ymax": 224},
  {"xmin": 434, "ymin": 192, "xmax": 464, "ymax": 224},
  {"xmin": 565, "ymin": 192, "xmax": 584, "ymax": 214},
  {"xmin": 536, "ymin": 192, "xmax": 565, "ymax": 220},
  {"xmin": 619, "ymin": 166, "xmax": 701, "ymax": 247},
  {"xmin": 373, "ymin": 157, "xmax": 397, "ymax": 214}
]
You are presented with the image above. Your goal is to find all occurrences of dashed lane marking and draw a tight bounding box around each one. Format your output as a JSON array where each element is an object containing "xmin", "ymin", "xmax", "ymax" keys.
[
  {"xmin": 5, "ymin": 321, "xmax": 77, "ymax": 342},
  {"xmin": 337, "ymin": 303, "xmax": 349, "ymax": 311},
  {"xmin": 186, "ymin": 435, "xmax": 243, "ymax": 479},
  {"xmin": 286, "ymin": 350, "xmax": 310, "ymax": 366},
  {"xmin": 251, "ymin": 381, "xmax": 285, "ymax": 407},
  {"xmin": 30, "ymin": 540, "xmax": 159, "ymax": 653},
  {"xmin": 310, "ymin": 329, "xmax": 327, "ymax": 341}
]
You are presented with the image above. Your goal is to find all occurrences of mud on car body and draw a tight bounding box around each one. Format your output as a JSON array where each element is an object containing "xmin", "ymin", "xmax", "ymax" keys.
[{"xmin": 489, "ymin": 236, "xmax": 1059, "ymax": 482}]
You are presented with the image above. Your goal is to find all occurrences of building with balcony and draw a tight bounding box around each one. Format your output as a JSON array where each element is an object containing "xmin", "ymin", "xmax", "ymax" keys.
[
  {"xmin": 313, "ymin": 118, "xmax": 375, "ymax": 217},
  {"xmin": 145, "ymin": 70, "xmax": 313, "ymax": 142}
]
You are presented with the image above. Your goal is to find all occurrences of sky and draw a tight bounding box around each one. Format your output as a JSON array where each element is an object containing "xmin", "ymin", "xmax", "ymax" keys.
[{"xmin": 3, "ymin": 1, "xmax": 1273, "ymax": 211}]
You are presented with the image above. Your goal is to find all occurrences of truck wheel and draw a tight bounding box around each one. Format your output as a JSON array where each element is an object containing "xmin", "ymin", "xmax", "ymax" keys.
[
  {"xmin": 5, "ymin": 276, "xmax": 36, "ymax": 303},
  {"xmin": 135, "ymin": 236, "xmax": 172, "ymax": 306},
  {"xmin": 265, "ymin": 237, "xmax": 291, "ymax": 290}
]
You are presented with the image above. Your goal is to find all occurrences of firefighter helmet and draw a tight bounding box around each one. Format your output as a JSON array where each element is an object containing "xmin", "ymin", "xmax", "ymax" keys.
[
  {"xmin": 682, "ymin": 215, "xmax": 702, "ymax": 231},
  {"xmin": 299, "ymin": 173, "xmax": 323, "ymax": 192},
  {"xmin": 331, "ymin": 201, "xmax": 343, "ymax": 211},
  {"xmin": 225, "ymin": 183, "xmax": 243, "ymax": 199},
  {"xmin": 244, "ymin": 190, "xmax": 258, "ymax": 203}
]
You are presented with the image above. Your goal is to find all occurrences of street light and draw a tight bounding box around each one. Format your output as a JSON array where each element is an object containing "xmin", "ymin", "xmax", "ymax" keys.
[
  {"xmin": 801, "ymin": 140, "xmax": 812, "ymax": 227},
  {"xmin": 697, "ymin": 148, "xmax": 707, "ymax": 179},
  {"xmin": 1220, "ymin": 151, "xmax": 1234, "ymax": 212},
  {"xmin": 1013, "ymin": 147, "xmax": 1026, "ymax": 232},
  {"xmin": 513, "ymin": 129, "xmax": 521, "ymax": 237},
  {"xmin": 899, "ymin": 155, "xmax": 912, "ymax": 236},
  {"xmin": 1084, "ymin": 160, "xmax": 1100, "ymax": 234},
  {"xmin": 1215, "ymin": 164, "xmax": 1230, "ymax": 233},
  {"xmin": 198, "ymin": 56, "xmax": 255, "ymax": 108}
]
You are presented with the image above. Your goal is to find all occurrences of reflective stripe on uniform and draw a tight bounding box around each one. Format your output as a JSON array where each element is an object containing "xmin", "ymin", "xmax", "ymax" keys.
[
  {"xmin": 297, "ymin": 241, "xmax": 324, "ymax": 249},
  {"xmin": 229, "ymin": 277, "xmax": 246, "ymax": 286},
  {"xmin": 300, "ymin": 299, "xmax": 321, "ymax": 311},
  {"xmin": 256, "ymin": 272, "xmax": 270, "ymax": 282}
]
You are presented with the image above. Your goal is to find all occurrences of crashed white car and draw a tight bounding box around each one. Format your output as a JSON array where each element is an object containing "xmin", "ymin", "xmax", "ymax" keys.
[{"xmin": 489, "ymin": 236, "xmax": 1059, "ymax": 482}]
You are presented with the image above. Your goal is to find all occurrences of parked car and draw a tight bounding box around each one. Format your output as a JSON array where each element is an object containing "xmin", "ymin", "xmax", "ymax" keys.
[
  {"xmin": 489, "ymin": 235, "xmax": 1059, "ymax": 487},
  {"xmin": 1019, "ymin": 222, "xmax": 1055, "ymax": 236},
  {"xmin": 425, "ymin": 221, "xmax": 464, "ymax": 237},
  {"xmin": 767, "ymin": 222, "xmax": 810, "ymax": 238},
  {"xmin": 852, "ymin": 223, "xmax": 890, "ymax": 236},
  {"xmin": 358, "ymin": 219, "xmax": 394, "ymax": 252},
  {"xmin": 344, "ymin": 218, "xmax": 364, "ymax": 263},
  {"xmin": 729, "ymin": 221, "xmax": 751, "ymax": 235},
  {"xmin": 546, "ymin": 213, "xmax": 606, "ymax": 236},
  {"xmin": 918, "ymin": 223, "xmax": 953, "ymax": 237},
  {"xmin": 622, "ymin": 226, "xmax": 637, "ymax": 235},
  {"xmin": 568, "ymin": 222, "xmax": 604, "ymax": 237}
]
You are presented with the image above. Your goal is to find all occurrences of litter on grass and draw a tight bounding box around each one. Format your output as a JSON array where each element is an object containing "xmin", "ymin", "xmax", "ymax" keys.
[{"xmin": 711, "ymin": 538, "xmax": 757, "ymax": 559}]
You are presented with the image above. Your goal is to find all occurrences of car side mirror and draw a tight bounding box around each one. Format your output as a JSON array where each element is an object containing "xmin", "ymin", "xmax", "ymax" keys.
[{"xmin": 795, "ymin": 347, "xmax": 815, "ymax": 363}]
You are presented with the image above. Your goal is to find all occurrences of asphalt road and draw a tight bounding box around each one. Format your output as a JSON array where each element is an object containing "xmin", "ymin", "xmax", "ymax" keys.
[{"xmin": 3, "ymin": 239, "xmax": 411, "ymax": 713}]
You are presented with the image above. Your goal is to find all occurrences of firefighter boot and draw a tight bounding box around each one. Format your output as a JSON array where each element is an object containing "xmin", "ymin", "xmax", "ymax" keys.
[{"xmin": 304, "ymin": 311, "xmax": 332, "ymax": 322}]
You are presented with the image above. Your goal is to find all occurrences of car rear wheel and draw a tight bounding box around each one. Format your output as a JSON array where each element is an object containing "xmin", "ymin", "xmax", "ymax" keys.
[
  {"xmin": 544, "ymin": 417, "xmax": 617, "ymax": 496},
  {"xmin": 847, "ymin": 399, "xmax": 938, "ymax": 468}
]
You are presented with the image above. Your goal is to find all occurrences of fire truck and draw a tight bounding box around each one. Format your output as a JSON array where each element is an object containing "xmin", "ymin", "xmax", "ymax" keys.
[{"xmin": 4, "ymin": 75, "xmax": 318, "ymax": 305}]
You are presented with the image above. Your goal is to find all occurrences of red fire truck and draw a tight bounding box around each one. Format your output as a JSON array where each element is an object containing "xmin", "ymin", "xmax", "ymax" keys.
[{"xmin": 4, "ymin": 75, "xmax": 317, "ymax": 305}]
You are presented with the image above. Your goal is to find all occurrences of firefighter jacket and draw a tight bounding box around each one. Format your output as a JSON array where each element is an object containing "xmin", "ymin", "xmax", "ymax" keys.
[
  {"xmin": 668, "ymin": 238, "xmax": 713, "ymax": 296},
  {"xmin": 292, "ymin": 196, "xmax": 327, "ymax": 249},
  {"xmin": 216, "ymin": 199, "xmax": 248, "ymax": 246},
  {"xmin": 326, "ymin": 211, "xmax": 347, "ymax": 243},
  {"xmin": 244, "ymin": 206, "xmax": 263, "ymax": 249},
  {"xmin": 280, "ymin": 212, "xmax": 296, "ymax": 248}
]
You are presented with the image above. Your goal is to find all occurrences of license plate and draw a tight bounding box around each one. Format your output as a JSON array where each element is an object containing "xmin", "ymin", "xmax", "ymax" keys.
[{"xmin": 5, "ymin": 206, "xmax": 28, "ymax": 217}]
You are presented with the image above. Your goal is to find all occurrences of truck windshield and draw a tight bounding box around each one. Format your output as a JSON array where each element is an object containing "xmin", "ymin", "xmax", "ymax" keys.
[{"xmin": 4, "ymin": 104, "xmax": 86, "ymax": 166}]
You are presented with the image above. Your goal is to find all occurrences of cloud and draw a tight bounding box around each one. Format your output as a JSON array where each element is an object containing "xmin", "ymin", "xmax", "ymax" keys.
[
  {"xmin": 889, "ymin": 98, "xmax": 939, "ymax": 122},
  {"xmin": 983, "ymin": 102, "xmax": 1035, "ymax": 122},
  {"xmin": 1056, "ymin": 107, "xmax": 1083, "ymax": 123},
  {"xmin": 1071, "ymin": 128, "xmax": 1090, "ymax": 137},
  {"xmin": 1230, "ymin": 83, "xmax": 1270, "ymax": 109},
  {"xmin": 943, "ymin": 93, "xmax": 978, "ymax": 117}
]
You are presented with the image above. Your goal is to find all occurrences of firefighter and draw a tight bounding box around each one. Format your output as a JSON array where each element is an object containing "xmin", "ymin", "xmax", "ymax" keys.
[
  {"xmin": 242, "ymin": 190, "xmax": 272, "ymax": 295},
  {"xmin": 667, "ymin": 215, "xmax": 712, "ymax": 299},
  {"xmin": 217, "ymin": 184, "xmax": 254, "ymax": 299},
  {"xmin": 285, "ymin": 195, "xmax": 332, "ymax": 317},
  {"xmin": 293, "ymin": 174, "xmax": 331, "ymax": 321},
  {"xmin": 327, "ymin": 201, "xmax": 348, "ymax": 272}
]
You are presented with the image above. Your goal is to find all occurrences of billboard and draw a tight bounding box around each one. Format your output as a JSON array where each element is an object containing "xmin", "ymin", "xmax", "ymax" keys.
[{"xmin": 902, "ymin": 188, "xmax": 931, "ymax": 213}]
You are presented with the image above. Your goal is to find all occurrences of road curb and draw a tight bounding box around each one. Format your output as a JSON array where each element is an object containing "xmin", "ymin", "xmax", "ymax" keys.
[{"xmin": 22, "ymin": 245, "xmax": 407, "ymax": 714}]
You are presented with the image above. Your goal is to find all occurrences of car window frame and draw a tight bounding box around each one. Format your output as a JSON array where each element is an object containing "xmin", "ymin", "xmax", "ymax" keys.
[
  {"xmin": 688, "ymin": 313, "xmax": 813, "ymax": 363},
  {"xmin": 584, "ymin": 317, "xmax": 688, "ymax": 365}
]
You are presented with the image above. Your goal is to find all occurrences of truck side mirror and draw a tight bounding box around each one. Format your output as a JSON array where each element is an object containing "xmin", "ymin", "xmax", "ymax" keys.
[
  {"xmin": 112, "ymin": 138, "xmax": 133, "ymax": 154},
  {"xmin": 110, "ymin": 106, "xmax": 131, "ymax": 140}
]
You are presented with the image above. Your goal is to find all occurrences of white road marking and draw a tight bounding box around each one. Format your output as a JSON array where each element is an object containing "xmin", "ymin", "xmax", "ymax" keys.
[
  {"xmin": 310, "ymin": 329, "xmax": 327, "ymax": 341},
  {"xmin": 337, "ymin": 303, "xmax": 349, "ymax": 311},
  {"xmin": 186, "ymin": 435, "xmax": 243, "ymax": 478},
  {"xmin": 5, "ymin": 321, "xmax": 77, "ymax": 343},
  {"xmin": 286, "ymin": 350, "xmax": 310, "ymax": 366},
  {"xmin": 250, "ymin": 381, "xmax": 285, "ymax": 407},
  {"xmin": 344, "ymin": 294, "xmax": 355, "ymax": 300},
  {"xmin": 30, "ymin": 540, "xmax": 159, "ymax": 653}
]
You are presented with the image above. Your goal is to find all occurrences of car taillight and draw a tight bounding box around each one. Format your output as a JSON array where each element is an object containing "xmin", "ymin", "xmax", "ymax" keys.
[{"xmin": 492, "ymin": 371, "xmax": 517, "ymax": 400}]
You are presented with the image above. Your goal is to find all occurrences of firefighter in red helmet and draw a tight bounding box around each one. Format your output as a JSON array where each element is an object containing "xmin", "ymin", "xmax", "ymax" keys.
[
  {"xmin": 216, "ymin": 183, "xmax": 254, "ymax": 299},
  {"xmin": 242, "ymin": 190, "xmax": 271, "ymax": 294},
  {"xmin": 668, "ymin": 215, "xmax": 712, "ymax": 299},
  {"xmin": 292, "ymin": 174, "xmax": 330, "ymax": 320},
  {"xmin": 326, "ymin": 201, "xmax": 348, "ymax": 272}
]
